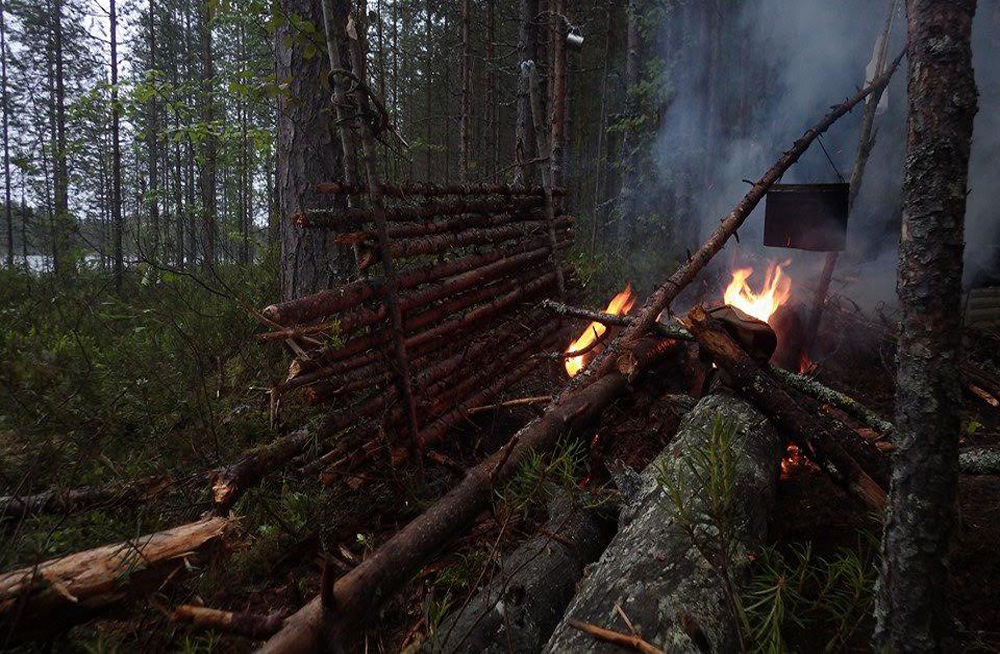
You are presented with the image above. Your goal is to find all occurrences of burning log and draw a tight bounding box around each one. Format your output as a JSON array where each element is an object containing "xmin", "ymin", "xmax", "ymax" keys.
[
  {"xmin": 173, "ymin": 605, "xmax": 286, "ymax": 640},
  {"xmin": 262, "ymin": 242, "xmax": 565, "ymax": 343},
  {"xmin": 0, "ymin": 517, "xmax": 234, "ymax": 642},
  {"xmin": 293, "ymin": 197, "xmax": 545, "ymax": 229},
  {"xmin": 546, "ymin": 393, "xmax": 782, "ymax": 653},
  {"xmin": 262, "ymin": 237, "xmax": 554, "ymax": 327},
  {"xmin": 574, "ymin": 54, "xmax": 904, "ymax": 386},
  {"xmin": 430, "ymin": 493, "xmax": 616, "ymax": 653},
  {"xmin": 315, "ymin": 181, "xmax": 566, "ymax": 198},
  {"xmin": 257, "ymin": 340, "xmax": 681, "ymax": 653},
  {"xmin": 683, "ymin": 305, "xmax": 887, "ymax": 513}
]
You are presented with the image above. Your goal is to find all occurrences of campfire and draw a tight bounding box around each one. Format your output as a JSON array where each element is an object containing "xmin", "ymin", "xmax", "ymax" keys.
[
  {"xmin": 723, "ymin": 261, "xmax": 792, "ymax": 324},
  {"xmin": 564, "ymin": 282, "xmax": 636, "ymax": 377}
]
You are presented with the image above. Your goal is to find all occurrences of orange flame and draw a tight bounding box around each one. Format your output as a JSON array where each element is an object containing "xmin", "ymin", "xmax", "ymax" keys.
[
  {"xmin": 723, "ymin": 262, "xmax": 792, "ymax": 324},
  {"xmin": 565, "ymin": 283, "xmax": 636, "ymax": 377}
]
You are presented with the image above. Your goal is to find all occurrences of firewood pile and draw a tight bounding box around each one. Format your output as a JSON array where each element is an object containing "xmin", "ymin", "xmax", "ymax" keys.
[{"xmin": 258, "ymin": 181, "xmax": 574, "ymax": 475}]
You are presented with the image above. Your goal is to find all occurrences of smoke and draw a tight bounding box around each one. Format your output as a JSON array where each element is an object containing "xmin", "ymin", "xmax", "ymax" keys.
[{"xmin": 646, "ymin": 0, "xmax": 1000, "ymax": 308}]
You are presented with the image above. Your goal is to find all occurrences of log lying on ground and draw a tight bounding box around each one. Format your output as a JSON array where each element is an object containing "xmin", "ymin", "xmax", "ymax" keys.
[
  {"xmin": 770, "ymin": 367, "xmax": 896, "ymax": 437},
  {"xmin": 684, "ymin": 306, "xmax": 887, "ymax": 513},
  {"xmin": 959, "ymin": 448, "xmax": 1000, "ymax": 475},
  {"xmin": 315, "ymin": 181, "xmax": 566, "ymax": 198},
  {"xmin": 262, "ymin": 237, "xmax": 554, "ymax": 327},
  {"xmin": 0, "ymin": 517, "xmax": 234, "ymax": 641},
  {"xmin": 546, "ymin": 393, "xmax": 782, "ymax": 653},
  {"xmin": 294, "ymin": 197, "xmax": 545, "ymax": 229},
  {"xmin": 258, "ymin": 339, "xmax": 681, "ymax": 653},
  {"xmin": 0, "ymin": 474, "xmax": 185, "ymax": 522},
  {"xmin": 430, "ymin": 493, "xmax": 616, "ymax": 653},
  {"xmin": 173, "ymin": 604, "xmax": 285, "ymax": 640}
]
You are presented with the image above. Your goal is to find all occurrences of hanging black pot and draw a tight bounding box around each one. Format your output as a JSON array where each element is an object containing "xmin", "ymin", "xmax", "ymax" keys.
[{"xmin": 763, "ymin": 183, "xmax": 850, "ymax": 252}]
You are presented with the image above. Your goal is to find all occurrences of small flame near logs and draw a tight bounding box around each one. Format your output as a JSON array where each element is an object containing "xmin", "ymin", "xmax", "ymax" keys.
[
  {"xmin": 723, "ymin": 262, "xmax": 792, "ymax": 324},
  {"xmin": 565, "ymin": 283, "xmax": 637, "ymax": 377},
  {"xmin": 781, "ymin": 443, "xmax": 805, "ymax": 478}
]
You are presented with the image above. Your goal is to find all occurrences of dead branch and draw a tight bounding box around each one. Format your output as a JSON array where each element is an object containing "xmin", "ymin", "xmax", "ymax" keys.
[
  {"xmin": 173, "ymin": 604, "xmax": 285, "ymax": 640},
  {"xmin": 566, "ymin": 619, "xmax": 665, "ymax": 654},
  {"xmin": 540, "ymin": 298, "xmax": 694, "ymax": 341}
]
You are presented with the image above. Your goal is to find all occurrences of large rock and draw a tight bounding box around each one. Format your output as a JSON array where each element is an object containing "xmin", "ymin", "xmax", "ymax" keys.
[{"xmin": 545, "ymin": 393, "xmax": 782, "ymax": 653}]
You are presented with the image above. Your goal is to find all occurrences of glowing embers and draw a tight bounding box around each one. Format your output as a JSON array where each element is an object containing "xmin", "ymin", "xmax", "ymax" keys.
[
  {"xmin": 723, "ymin": 262, "xmax": 792, "ymax": 324},
  {"xmin": 564, "ymin": 283, "xmax": 636, "ymax": 377}
]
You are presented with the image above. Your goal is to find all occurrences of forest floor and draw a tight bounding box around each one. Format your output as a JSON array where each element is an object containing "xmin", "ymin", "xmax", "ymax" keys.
[{"xmin": 2, "ymin": 266, "xmax": 999, "ymax": 653}]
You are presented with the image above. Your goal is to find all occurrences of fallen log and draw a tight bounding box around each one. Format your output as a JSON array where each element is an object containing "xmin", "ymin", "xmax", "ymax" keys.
[
  {"xmin": 684, "ymin": 305, "xmax": 887, "ymax": 513},
  {"xmin": 0, "ymin": 517, "xmax": 234, "ymax": 642},
  {"xmin": 0, "ymin": 474, "xmax": 183, "ymax": 523},
  {"xmin": 430, "ymin": 493, "xmax": 616, "ymax": 653},
  {"xmin": 545, "ymin": 393, "xmax": 782, "ymax": 653},
  {"xmin": 770, "ymin": 367, "xmax": 896, "ymax": 437},
  {"xmin": 262, "ymin": 237, "xmax": 553, "ymax": 327},
  {"xmin": 173, "ymin": 604, "xmax": 285, "ymax": 640},
  {"xmin": 257, "ymin": 339, "xmax": 680, "ymax": 653},
  {"xmin": 294, "ymin": 197, "xmax": 545, "ymax": 229},
  {"xmin": 540, "ymin": 298, "xmax": 694, "ymax": 342},
  {"xmin": 959, "ymin": 448, "xmax": 1000, "ymax": 475},
  {"xmin": 574, "ymin": 54, "xmax": 904, "ymax": 387}
]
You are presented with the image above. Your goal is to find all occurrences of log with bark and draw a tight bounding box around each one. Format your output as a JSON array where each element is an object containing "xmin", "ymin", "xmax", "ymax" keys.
[
  {"xmin": 315, "ymin": 181, "xmax": 566, "ymax": 198},
  {"xmin": 0, "ymin": 517, "xmax": 234, "ymax": 642},
  {"xmin": 0, "ymin": 474, "xmax": 184, "ymax": 523},
  {"xmin": 262, "ymin": 236, "xmax": 554, "ymax": 327},
  {"xmin": 545, "ymin": 393, "xmax": 782, "ymax": 653},
  {"xmin": 333, "ymin": 210, "xmax": 548, "ymax": 244},
  {"xmin": 294, "ymin": 197, "xmax": 545, "ymax": 229},
  {"xmin": 429, "ymin": 493, "xmax": 616, "ymax": 653},
  {"xmin": 683, "ymin": 305, "xmax": 887, "ymax": 513},
  {"xmin": 173, "ymin": 604, "xmax": 285, "ymax": 640},
  {"xmin": 258, "ymin": 338, "xmax": 681, "ymax": 652}
]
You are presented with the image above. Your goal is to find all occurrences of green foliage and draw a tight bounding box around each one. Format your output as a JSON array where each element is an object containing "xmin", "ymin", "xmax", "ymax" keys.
[{"xmin": 497, "ymin": 436, "xmax": 585, "ymax": 517}]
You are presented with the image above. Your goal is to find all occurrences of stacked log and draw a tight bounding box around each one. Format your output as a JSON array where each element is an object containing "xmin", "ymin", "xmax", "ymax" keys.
[{"xmin": 261, "ymin": 182, "xmax": 574, "ymax": 472}]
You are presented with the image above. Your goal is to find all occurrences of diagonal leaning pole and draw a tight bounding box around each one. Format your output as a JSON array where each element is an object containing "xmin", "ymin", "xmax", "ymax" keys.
[{"xmin": 258, "ymin": 53, "xmax": 904, "ymax": 654}]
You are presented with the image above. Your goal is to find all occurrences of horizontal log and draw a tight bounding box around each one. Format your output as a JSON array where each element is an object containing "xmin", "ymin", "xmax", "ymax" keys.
[
  {"xmin": 263, "ymin": 242, "xmax": 561, "ymax": 343},
  {"xmin": 315, "ymin": 181, "xmax": 566, "ymax": 198},
  {"xmin": 0, "ymin": 474, "xmax": 185, "ymax": 523},
  {"xmin": 294, "ymin": 197, "xmax": 546, "ymax": 229},
  {"xmin": 333, "ymin": 212, "xmax": 543, "ymax": 244},
  {"xmin": 0, "ymin": 517, "xmax": 234, "ymax": 641},
  {"xmin": 546, "ymin": 395, "xmax": 781, "ymax": 653},
  {"xmin": 959, "ymin": 448, "xmax": 1000, "ymax": 475},
  {"xmin": 173, "ymin": 604, "xmax": 285, "ymax": 640},
  {"xmin": 262, "ymin": 237, "xmax": 552, "ymax": 327},
  {"xmin": 258, "ymin": 340, "xmax": 681, "ymax": 653},
  {"xmin": 352, "ymin": 220, "xmax": 572, "ymax": 262},
  {"xmin": 432, "ymin": 493, "xmax": 616, "ymax": 653},
  {"xmin": 770, "ymin": 367, "xmax": 896, "ymax": 437},
  {"xmin": 540, "ymin": 298, "xmax": 694, "ymax": 341},
  {"xmin": 684, "ymin": 305, "xmax": 887, "ymax": 513}
]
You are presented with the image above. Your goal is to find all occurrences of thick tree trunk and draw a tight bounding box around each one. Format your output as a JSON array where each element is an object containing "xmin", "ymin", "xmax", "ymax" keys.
[
  {"xmin": 546, "ymin": 393, "xmax": 781, "ymax": 653},
  {"xmin": 275, "ymin": 0, "xmax": 347, "ymax": 301},
  {"xmin": 431, "ymin": 493, "xmax": 616, "ymax": 653},
  {"xmin": 875, "ymin": 1, "xmax": 978, "ymax": 650}
]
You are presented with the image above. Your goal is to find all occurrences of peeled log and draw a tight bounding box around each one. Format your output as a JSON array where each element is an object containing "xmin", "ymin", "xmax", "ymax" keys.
[
  {"xmin": 429, "ymin": 493, "xmax": 616, "ymax": 653},
  {"xmin": 545, "ymin": 394, "xmax": 782, "ymax": 653},
  {"xmin": 0, "ymin": 517, "xmax": 234, "ymax": 641}
]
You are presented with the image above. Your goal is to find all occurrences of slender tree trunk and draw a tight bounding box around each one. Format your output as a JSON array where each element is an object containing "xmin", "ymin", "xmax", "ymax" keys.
[
  {"xmin": 484, "ymin": 0, "xmax": 496, "ymax": 179},
  {"xmin": 1, "ymin": 2, "xmax": 12, "ymax": 268},
  {"xmin": 549, "ymin": 0, "xmax": 566, "ymax": 189},
  {"xmin": 612, "ymin": 0, "xmax": 640, "ymax": 251},
  {"xmin": 875, "ymin": 1, "xmax": 978, "ymax": 651},
  {"xmin": 110, "ymin": 0, "xmax": 124, "ymax": 289},
  {"xmin": 423, "ymin": 0, "xmax": 432, "ymax": 182},
  {"xmin": 459, "ymin": 0, "xmax": 471, "ymax": 180},
  {"xmin": 52, "ymin": 0, "xmax": 70, "ymax": 277},
  {"xmin": 146, "ymin": 0, "xmax": 160, "ymax": 262},
  {"xmin": 199, "ymin": 0, "xmax": 216, "ymax": 266},
  {"xmin": 514, "ymin": 0, "xmax": 539, "ymax": 187}
]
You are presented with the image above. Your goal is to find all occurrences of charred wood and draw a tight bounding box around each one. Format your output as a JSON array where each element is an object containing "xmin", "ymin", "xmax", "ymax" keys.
[{"xmin": 684, "ymin": 305, "xmax": 887, "ymax": 513}]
